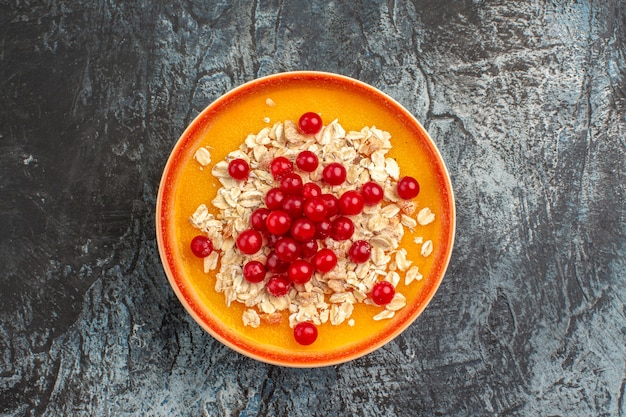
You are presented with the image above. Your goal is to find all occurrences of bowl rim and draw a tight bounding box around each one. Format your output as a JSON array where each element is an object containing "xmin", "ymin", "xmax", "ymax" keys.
[{"xmin": 156, "ymin": 70, "xmax": 456, "ymax": 367}]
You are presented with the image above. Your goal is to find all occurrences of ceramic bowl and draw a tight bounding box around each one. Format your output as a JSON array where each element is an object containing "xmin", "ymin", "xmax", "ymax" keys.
[{"xmin": 156, "ymin": 71, "xmax": 455, "ymax": 367}]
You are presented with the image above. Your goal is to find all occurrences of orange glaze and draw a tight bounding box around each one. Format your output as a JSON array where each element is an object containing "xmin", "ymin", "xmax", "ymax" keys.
[{"xmin": 157, "ymin": 72, "xmax": 455, "ymax": 366}]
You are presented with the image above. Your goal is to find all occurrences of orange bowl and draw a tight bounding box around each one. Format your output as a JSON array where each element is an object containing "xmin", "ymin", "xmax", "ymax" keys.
[{"xmin": 156, "ymin": 71, "xmax": 455, "ymax": 367}]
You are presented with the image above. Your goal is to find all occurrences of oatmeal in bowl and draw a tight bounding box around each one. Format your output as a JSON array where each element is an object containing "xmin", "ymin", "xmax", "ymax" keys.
[{"xmin": 156, "ymin": 71, "xmax": 455, "ymax": 367}]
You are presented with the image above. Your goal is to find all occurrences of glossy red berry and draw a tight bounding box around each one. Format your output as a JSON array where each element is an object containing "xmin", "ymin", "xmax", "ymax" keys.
[
  {"xmin": 282, "ymin": 196, "xmax": 304, "ymax": 218},
  {"xmin": 288, "ymin": 259, "xmax": 314, "ymax": 284},
  {"xmin": 294, "ymin": 322, "xmax": 318, "ymax": 345},
  {"xmin": 397, "ymin": 176, "xmax": 420, "ymax": 199},
  {"xmin": 275, "ymin": 237, "xmax": 301, "ymax": 262},
  {"xmin": 250, "ymin": 208, "xmax": 270, "ymax": 232},
  {"xmin": 296, "ymin": 150, "xmax": 319, "ymax": 171},
  {"xmin": 303, "ymin": 197, "xmax": 329, "ymax": 222},
  {"xmin": 270, "ymin": 156, "xmax": 294, "ymax": 180},
  {"xmin": 314, "ymin": 219, "xmax": 332, "ymax": 239},
  {"xmin": 371, "ymin": 281, "xmax": 395, "ymax": 305},
  {"xmin": 236, "ymin": 229, "xmax": 263, "ymax": 255},
  {"xmin": 280, "ymin": 173, "xmax": 304, "ymax": 196},
  {"xmin": 300, "ymin": 240, "xmax": 318, "ymax": 258},
  {"xmin": 312, "ymin": 248, "xmax": 337, "ymax": 273},
  {"xmin": 298, "ymin": 112, "xmax": 323, "ymax": 135},
  {"xmin": 265, "ymin": 210, "xmax": 292, "ymax": 235},
  {"xmin": 339, "ymin": 190, "xmax": 364, "ymax": 216},
  {"xmin": 302, "ymin": 182, "xmax": 322, "ymax": 199},
  {"xmin": 290, "ymin": 218, "xmax": 316, "ymax": 243},
  {"xmin": 330, "ymin": 216, "xmax": 354, "ymax": 241},
  {"xmin": 228, "ymin": 158, "xmax": 250, "ymax": 180},
  {"xmin": 348, "ymin": 240, "xmax": 371, "ymax": 263},
  {"xmin": 265, "ymin": 188, "xmax": 286, "ymax": 210},
  {"xmin": 190, "ymin": 236, "xmax": 213, "ymax": 258},
  {"xmin": 266, "ymin": 251, "xmax": 288, "ymax": 273},
  {"xmin": 243, "ymin": 261, "xmax": 266, "ymax": 283},
  {"xmin": 320, "ymin": 194, "xmax": 340, "ymax": 217},
  {"xmin": 267, "ymin": 275, "xmax": 291, "ymax": 297},
  {"xmin": 322, "ymin": 163, "xmax": 347, "ymax": 186},
  {"xmin": 361, "ymin": 181, "xmax": 384, "ymax": 205},
  {"xmin": 266, "ymin": 233, "xmax": 281, "ymax": 248}
]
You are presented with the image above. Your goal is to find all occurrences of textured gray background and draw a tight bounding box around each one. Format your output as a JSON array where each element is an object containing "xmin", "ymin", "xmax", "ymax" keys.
[{"xmin": 1, "ymin": 1, "xmax": 625, "ymax": 416}]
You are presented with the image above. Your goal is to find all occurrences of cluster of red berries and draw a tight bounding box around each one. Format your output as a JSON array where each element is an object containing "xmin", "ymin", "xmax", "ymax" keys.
[{"xmin": 190, "ymin": 112, "xmax": 420, "ymax": 345}]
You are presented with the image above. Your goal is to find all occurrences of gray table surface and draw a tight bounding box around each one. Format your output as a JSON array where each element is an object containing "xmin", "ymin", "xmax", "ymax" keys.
[{"xmin": 1, "ymin": 1, "xmax": 625, "ymax": 416}]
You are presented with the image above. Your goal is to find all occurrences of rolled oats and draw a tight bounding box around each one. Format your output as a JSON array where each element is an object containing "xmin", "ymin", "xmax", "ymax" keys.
[
  {"xmin": 395, "ymin": 249, "xmax": 412, "ymax": 272},
  {"xmin": 400, "ymin": 214, "xmax": 417, "ymax": 229},
  {"xmin": 242, "ymin": 309, "xmax": 261, "ymax": 328},
  {"xmin": 384, "ymin": 158, "xmax": 400, "ymax": 180},
  {"xmin": 398, "ymin": 200, "xmax": 416, "ymax": 216},
  {"xmin": 381, "ymin": 204, "xmax": 400, "ymax": 218},
  {"xmin": 405, "ymin": 266, "xmax": 423, "ymax": 285},
  {"xmin": 261, "ymin": 312, "xmax": 282, "ymax": 324},
  {"xmin": 330, "ymin": 302, "xmax": 354, "ymax": 325},
  {"xmin": 190, "ymin": 204, "xmax": 211, "ymax": 228},
  {"xmin": 203, "ymin": 251, "xmax": 219, "ymax": 272},
  {"xmin": 386, "ymin": 293, "xmax": 407, "ymax": 311},
  {"xmin": 189, "ymin": 119, "xmax": 437, "ymax": 329},
  {"xmin": 373, "ymin": 309, "xmax": 395, "ymax": 321},
  {"xmin": 421, "ymin": 240, "xmax": 433, "ymax": 257},
  {"xmin": 417, "ymin": 207, "xmax": 435, "ymax": 225},
  {"xmin": 370, "ymin": 235, "xmax": 396, "ymax": 251},
  {"xmin": 385, "ymin": 271, "xmax": 401, "ymax": 287},
  {"xmin": 193, "ymin": 147, "xmax": 212, "ymax": 166}
]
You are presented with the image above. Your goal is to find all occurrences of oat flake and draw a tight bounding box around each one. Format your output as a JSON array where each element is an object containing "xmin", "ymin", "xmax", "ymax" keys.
[
  {"xmin": 417, "ymin": 207, "xmax": 435, "ymax": 225},
  {"xmin": 421, "ymin": 240, "xmax": 434, "ymax": 257},
  {"xmin": 193, "ymin": 147, "xmax": 212, "ymax": 166}
]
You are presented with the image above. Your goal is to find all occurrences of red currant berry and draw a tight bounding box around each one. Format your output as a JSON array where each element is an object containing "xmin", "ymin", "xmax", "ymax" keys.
[
  {"xmin": 280, "ymin": 173, "xmax": 303, "ymax": 196},
  {"xmin": 236, "ymin": 229, "xmax": 263, "ymax": 255},
  {"xmin": 300, "ymin": 240, "xmax": 318, "ymax": 258},
  {"xmin": 250, "ymin": 208, "xmax": 270, "ymax": 232},
  {"xmin": 361, "ymin": 181, "xmax": 384, "ymax": 205},
  {"xmin": 397, "ymin": 176, "xmax": 420, "ymax": 200},
  {"xmin": 296, "ymin": 150, "xmax": 319, "ymax": 171},
  {"xmin": 243, "ymin": 261, "xmax": 266, "ymax": 283},
  {"xmin": 290, "ymin": 218, "xmax": 316, "ymax": 243},
  {"xmin": 298, "ymin": 112, "xmax": 323, "ymax": 135},
  {"xmin": 266, "ymin": 251, "xmax": 288, "ymax": 273},
  {"xmin": 190, "ymin": 236, "xmax": 213, "ymax": 257},
  {"xmin": 339, "ymin": 190, "xmax": 365, "ymax": 216},
  {"xmin": 294, "ymin": 321, "xmax": 318, "ymax": 345},
  {"xmin": 320, "ymin": 194, "xmax": 340, "ymax": 217},
  {"xmin": 267, "ymin": 275, "xmax": 291, "ymax": 297},
  {"xmin": 265, "ymin": 188, "xmax": 286, "ymax": 210},
  {"xmin": 312, "ymin": 248, "xmax": 338, "ymax": 273},
  {"xmin": 371, "ymin": 281, "xmax": 395, "ymax": 305},
  {"xmin": 322, "ymin": 163, "xmax": 347, "ymax": 186},
  {"xmin": 270, "ymin": 156, "xmax": 294, "ymax": 180},
  {"xmin": 330, "ymin": 216, "xmax": 355, "ymax": 241},
  {"xmin": 348, "ymin": 240, "xmax": 371, "ymax": 263},
  {"xmin": 288, "ymin": 259, "xmax": 314, "ymax": 284},
  {"xmin": 302, "ymin": 182, "xmax": 322, "ymax": 199},
  {"xmin": 266, "ymin": 233, "xmax": 281, "ymax": 248},
  {"xmin": 303, "ymin": 197, "xmax": 329, "ymax": 222},
  {"xmin": 275, "ymin": 237, "xmax": 301, "ymax": 262},
  {"xmin": 314, "ymin": 219, "xmax": 332, "ymax": 239},
  {"xmin": 265, "ymin": 210, "xmax": 292, "ymax": 236},
  {"xmin": 227, "ymin": 158, "xmax": 250, "ymax": 180},
  {"xmin": 282, "ymin": 196, "xmax": 304, "ymax": 218}
]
